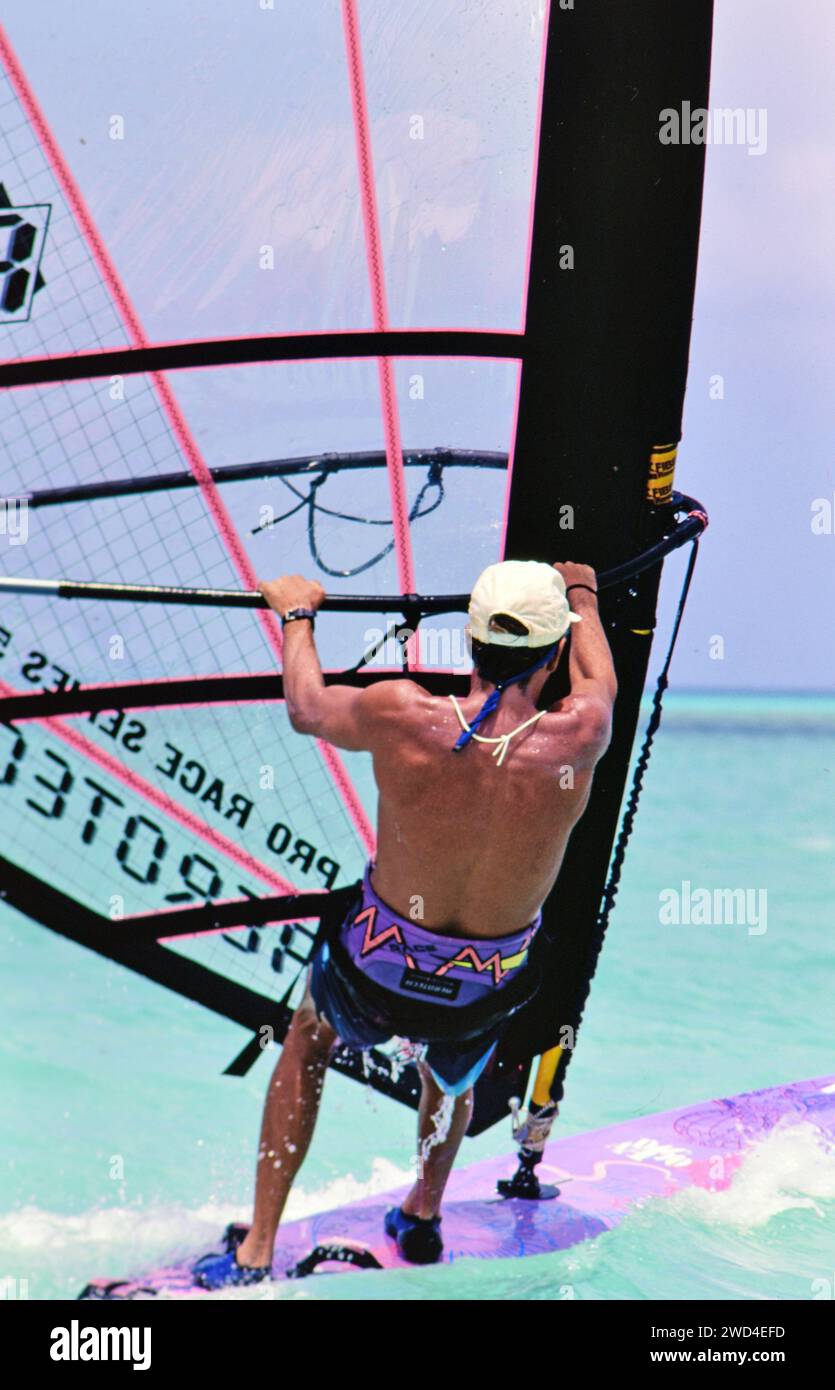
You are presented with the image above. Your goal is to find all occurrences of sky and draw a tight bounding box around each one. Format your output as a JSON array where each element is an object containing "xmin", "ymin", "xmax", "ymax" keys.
[{"xmin": 657, "ymin": 0, "xmax": 835, "ymax": 690}]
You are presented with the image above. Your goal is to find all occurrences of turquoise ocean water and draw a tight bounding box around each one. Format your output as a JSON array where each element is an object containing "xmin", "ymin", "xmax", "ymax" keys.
[{"xmin": 2, "ymin": 692, "xmax": 834, "ymax": 1301}]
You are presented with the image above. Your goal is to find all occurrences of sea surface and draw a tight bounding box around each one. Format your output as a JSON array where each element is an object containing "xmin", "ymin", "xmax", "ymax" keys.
[{"xmin": 2, "ymin": 692, "xmax": 834, "ymax": 1301}]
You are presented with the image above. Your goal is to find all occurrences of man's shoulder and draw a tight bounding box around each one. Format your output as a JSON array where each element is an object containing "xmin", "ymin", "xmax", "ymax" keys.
[
  {"xmin": 564, "ymin": 692, "xmax": 613, "ymax": 749},
  {"xmin": 353, "ymin": 679, "xmax": 438, "ymax": 747},
  {"xmin": 541, "ymin": 692, "xmax": 613, "ymax": 765},
  {"xmin": 357, "ymin": 677, "xmax": 428, "ymax": 715}
]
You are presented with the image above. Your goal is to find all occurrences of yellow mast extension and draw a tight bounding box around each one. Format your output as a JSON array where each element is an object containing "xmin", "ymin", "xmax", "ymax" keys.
[{"xmin": 531, "ymin": 1045, "xmax": 563, "ymax": 1108}]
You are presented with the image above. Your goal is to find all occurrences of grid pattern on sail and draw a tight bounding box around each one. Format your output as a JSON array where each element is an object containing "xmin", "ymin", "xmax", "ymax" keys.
[{"xmin": 0, "ymin": 61, "xmax": 371, "ymax": 1003}]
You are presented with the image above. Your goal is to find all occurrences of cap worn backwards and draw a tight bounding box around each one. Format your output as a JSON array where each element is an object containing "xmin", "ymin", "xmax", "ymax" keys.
[
  {"xmin": 452, "ymin": 562, "xmax": 582, "ymax": 755},
  {"xmin": 467, "ymin": 560, "xmax": 582, "ymax": 649}
]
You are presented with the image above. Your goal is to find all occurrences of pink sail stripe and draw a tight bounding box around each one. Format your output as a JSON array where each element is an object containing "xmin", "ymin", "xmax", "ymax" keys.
[
  {"xmin": 494, "ymin": 0, "xmax": 547, "ymax": 558},
  {"xmin": 341, "ymin": 0, "xmax": 416, "ymax": 629},
  {"xmin": 0, "ymin": 28, "xmax": 375, "ymax": 855},
  {"xmin": 519, "ymin": 0, "xmax": 553, "ymax": 333},
  {"xmin": 150, "ymin": 375, "xmax": 376, "ymax": 852},
  {"xmin": 498, "ymin": 362, "xmax": 525, "ymax": 560},
  {"xmin": 498, "ymin": 1, "xmax": 550, "ymax": 559},
  {"xmin": 0, "ymin": 677, "xmax": 295, "ymax": 895}
]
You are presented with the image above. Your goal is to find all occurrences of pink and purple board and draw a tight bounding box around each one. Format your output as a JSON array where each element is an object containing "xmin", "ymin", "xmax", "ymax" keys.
[{"xmin": 79, "ymin": 1074, "xmax": 835, "ymax": 1297}]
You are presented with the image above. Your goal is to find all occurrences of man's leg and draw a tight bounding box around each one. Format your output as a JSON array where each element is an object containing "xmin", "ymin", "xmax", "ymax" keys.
[
  {"xmin": 236, "ymin": 990, "xmax": 337, "ymax": 1269},
  {"xmin": 399, "ymin": 1060, "xmax": 474, "ymax": 1220}
]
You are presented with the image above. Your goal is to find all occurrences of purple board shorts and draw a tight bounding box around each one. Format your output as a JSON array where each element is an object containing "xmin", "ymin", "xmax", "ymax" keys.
[{"xmin": 310, "ymin": 865, "xmax": 541, "ymax": 1097}]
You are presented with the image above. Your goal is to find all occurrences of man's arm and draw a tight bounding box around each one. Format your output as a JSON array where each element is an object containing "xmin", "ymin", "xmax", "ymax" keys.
[
  {"xmin": 258, "ymin": 574, "xmax": 390, "ymax": 751},
  {"xmin": 553, "ymin": 562, "xmax": 617, "ymax": 754}
]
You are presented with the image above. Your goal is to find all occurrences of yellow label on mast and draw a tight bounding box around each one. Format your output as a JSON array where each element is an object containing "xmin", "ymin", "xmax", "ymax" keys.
[{"xmin": 647, "ymin": 442, "xmax": 678, "ymax": 506}]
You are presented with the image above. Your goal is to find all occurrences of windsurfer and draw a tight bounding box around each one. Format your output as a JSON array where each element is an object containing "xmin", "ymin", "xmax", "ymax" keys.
[{"xmin": 194, "ymin": 559, "xmax": 616, "ymax": 1284}]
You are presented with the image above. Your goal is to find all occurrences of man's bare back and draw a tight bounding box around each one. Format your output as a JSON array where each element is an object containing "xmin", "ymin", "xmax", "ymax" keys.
[
  {"xmin": 369, "ymin": 681, "xmax": 602, "ymax": 937},
  {"xmin": 259, "ymin": 561, "xmax": 616, "ymax": 941}
]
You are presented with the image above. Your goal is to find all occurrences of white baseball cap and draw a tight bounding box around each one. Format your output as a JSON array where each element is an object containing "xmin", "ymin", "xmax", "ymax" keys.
[{"xmin": 468, "ymin": 560, "xmax": 581, "ymax": 648}]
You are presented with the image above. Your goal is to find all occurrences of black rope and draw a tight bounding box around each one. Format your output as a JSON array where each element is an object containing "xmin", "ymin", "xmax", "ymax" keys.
[
  {"xmin": 599, "ymin": 539, "xmax": 700, "ymax": 922},
  {"xmin": 308, "ymin": 461, "xmax": 445, "ymax": 577},
  {"xmin": 251, "ymin": 457, "xmax": 446, "ymax": 578},
  {"xmin": 551, "ymin": 535, "xmax": 702, "ymax": 1103}
]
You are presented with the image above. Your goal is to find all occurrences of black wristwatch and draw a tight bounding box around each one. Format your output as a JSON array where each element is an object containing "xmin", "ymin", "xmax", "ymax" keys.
[{"xmin": 281, "ymin": 607, "xmax": 317, "ymax": 628}]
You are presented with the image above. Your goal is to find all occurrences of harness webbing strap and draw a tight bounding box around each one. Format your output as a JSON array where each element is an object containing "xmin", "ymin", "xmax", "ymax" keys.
[{"xmin": 451, "ymin": 641, "xmax": 559, "ymax": 752}]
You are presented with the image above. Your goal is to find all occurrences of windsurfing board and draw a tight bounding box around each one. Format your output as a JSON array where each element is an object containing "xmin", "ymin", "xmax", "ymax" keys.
[{"xmin": 78, "ymin": 1074, "xmax": 835, "ymax": 1297}]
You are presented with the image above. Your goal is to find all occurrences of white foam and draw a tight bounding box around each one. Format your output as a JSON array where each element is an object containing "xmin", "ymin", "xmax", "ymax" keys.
[
  {"xmin": 0, "ymin": 1155, "xmax": 414, "ymax": 1269},
  {"xmin": 674, "ymin": 1122, "xmax": 835, "ymax": 1228},
  {"xmin": 282, "ymin": 1156, "xmax": 414, "ymax": 1217}
]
